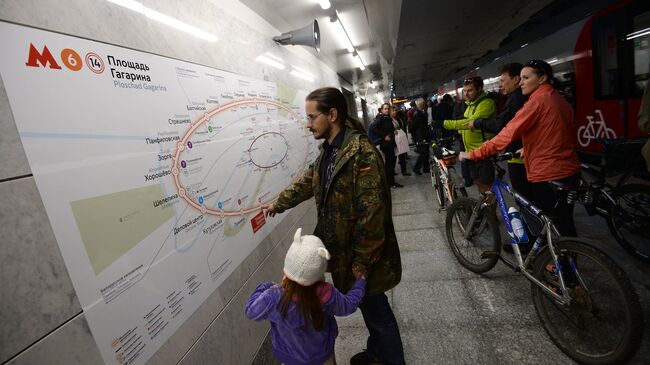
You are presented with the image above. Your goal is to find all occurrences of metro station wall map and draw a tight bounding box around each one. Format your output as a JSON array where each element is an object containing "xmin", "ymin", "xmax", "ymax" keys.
[{"xmin": 0, "ymin": 22, "xmax": 318, "ymax": 365}]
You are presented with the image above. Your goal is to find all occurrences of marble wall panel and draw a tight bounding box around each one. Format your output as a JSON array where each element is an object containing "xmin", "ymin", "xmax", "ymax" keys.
[
  {"xmin": 0, "ymin": 177, "xmax": 81, "ymax": 363},
  {"xmin": 6, "ymin": 314, "xmax": 103, "ymax": 365},
  {"xmin": 0, "ymin": 74, "xmax": 30, "ymax": 180}
]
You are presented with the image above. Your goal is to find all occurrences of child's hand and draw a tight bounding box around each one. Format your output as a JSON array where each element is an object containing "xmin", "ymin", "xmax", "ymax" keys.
[{"xmin": 352, "ymin": 266, "xmax": 366, "ymax": 280}]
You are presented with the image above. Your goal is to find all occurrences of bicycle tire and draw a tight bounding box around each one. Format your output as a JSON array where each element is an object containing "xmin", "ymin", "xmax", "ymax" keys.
[
  {"xmin": 531, "ymin": 239, "xmax": 643, "ymax": 364},
  {"xmin": 605, "ymin": 184, "xmax": 650, "ymax": 264},
  {"xmin": 431, "ymin": 162, "xmax": 445, "ymax": 208},
  {"xmin": 445, "ymin": 197, "xmax": 501, "ymax": 273}
]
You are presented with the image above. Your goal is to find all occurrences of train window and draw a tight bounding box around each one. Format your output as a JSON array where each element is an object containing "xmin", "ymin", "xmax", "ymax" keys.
[
  {"xmin": 630, "ymin": 11, "xmax": 650, "ymax": 96},
  {"xmin": 592, "ymin": 14, "xmax": 621, "ymax": 99}
]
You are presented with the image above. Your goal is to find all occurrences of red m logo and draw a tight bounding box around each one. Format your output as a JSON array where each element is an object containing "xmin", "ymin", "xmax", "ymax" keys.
[{"xmin": 25, "ymin": 43, "xmax": 62, "ymax": 69}]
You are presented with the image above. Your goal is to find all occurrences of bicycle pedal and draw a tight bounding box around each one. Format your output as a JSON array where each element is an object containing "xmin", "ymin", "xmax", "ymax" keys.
[{"xmin": 480, "ymin": 251, "xmax": 499, "ymax": 259}]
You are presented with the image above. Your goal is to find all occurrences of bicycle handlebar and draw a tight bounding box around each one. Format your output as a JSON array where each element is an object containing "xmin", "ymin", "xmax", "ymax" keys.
[{"xmin": 491, "ymin": 152, "xmax": 520, "ymax": 162}]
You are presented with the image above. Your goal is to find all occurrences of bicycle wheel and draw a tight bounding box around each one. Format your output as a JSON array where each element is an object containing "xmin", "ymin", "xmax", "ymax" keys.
[
  {"xmin": 431, "ymin": 162, "xmax": 445, "ymax": 208},
  {"xmin": 531, "ymin": 239, "xmax": 643, "ymax": 364},
  {"xmin": 445, "ymin": 197, "xmax": 501, "ymax": 273},
  {"xmin": 606, "ymin": 184, "xmax": 650, "ymax": 264}
]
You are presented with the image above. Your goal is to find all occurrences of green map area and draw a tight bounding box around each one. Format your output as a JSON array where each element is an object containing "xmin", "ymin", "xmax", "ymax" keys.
[{"xmin": 71, "ymin": 185, "xmax": 174, "ymax": 274}]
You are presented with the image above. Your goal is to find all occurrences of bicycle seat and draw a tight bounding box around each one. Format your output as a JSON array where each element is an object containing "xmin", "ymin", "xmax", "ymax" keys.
[{"xmin": 548, "ymin": 180, "xmax": 573, "ymax": 191}]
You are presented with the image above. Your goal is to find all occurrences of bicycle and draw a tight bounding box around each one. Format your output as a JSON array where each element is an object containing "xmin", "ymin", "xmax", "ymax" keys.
[
  {"xmin": 573, "ymin": 138, "xmax": 650, "ymax": 264},
  {"xmin": 429, "ymin": 137, "xmax": 467, "ymax": 211},
  {"xmin": 445, "ymin": 152, "xmax": 644, "ymax": 364}
]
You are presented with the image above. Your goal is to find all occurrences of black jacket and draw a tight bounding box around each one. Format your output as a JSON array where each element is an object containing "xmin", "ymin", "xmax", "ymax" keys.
[
  {"xmin": 473, "ymin": 88, "xmax": 528, "ymax": 152},
  {"xmin": 411, "ymin": 109, "xmax": 430, "ymax": 143},
  {"xmin": 371, "ymin": 114, "xmax": 395, "ymax": 150}
]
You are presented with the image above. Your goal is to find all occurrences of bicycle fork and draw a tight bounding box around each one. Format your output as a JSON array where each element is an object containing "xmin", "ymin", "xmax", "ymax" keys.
[{"xmin": 519, "ymin": 218, "xmax": 585, "ymax": 306}]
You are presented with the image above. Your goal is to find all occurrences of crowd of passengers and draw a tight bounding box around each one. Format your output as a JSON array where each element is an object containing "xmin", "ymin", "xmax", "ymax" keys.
[{"xmin": 368, "ymin": 59, "xmax": 616, "ymax": 251}]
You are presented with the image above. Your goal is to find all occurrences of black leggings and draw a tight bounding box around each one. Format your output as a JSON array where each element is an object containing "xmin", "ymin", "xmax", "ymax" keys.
[
  {"xmin": 382, "ymin": 147, "xmax": 396, "ymax": 186},
  {"xmin": 529, "ymin": 172, "xmax": 581, "ymax": 237}
]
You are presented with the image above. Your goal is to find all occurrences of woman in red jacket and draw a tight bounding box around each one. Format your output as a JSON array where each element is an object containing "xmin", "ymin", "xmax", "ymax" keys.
[{"xmin": 459, "ymin": 60, "xmax": 582, "ymax": 236}]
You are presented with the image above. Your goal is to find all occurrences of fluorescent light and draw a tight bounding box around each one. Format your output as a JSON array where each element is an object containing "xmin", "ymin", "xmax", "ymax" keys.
[
  {"xmin": 290, "ymin": 70, "xmax": 314, "ymax": 82},
  {"xmin": 547, "ymin": 57, "xmax": 559, "ymax": 65},
  {"xmin": 291, "ymin": 65, "xmax": 314, "ymax": 77},
  {"xmin": 107, "ymin": 0, "xmax": 144, "ymax": 13},
  {"xmin": 107, "ymin": 0, "xmax": 217, "ymax": 42},
  {"xmin": 626, "ymin": 28, "xmax": 650, "ymax": 40},
  {"xmin": 256, "ymin": 55, "xmax": 285, "ymax": 69},
  {"xmin": 264, "ymin": 53, "xmax": 284, "ymax": 63},
  {"xmin": 318, "ymin": 0, "xmax": 331, "ymax": 10},
  {"xmin": 354, "ymin": 53, "xmax": 365, "ymax": 71},
  {"xmin": 474, "ymin": 66, "xmax": 480, "ymax": 70},
  {"xmin": 331, "ymin": 16, "xmax": 355, "ymax": 53},
  {"xmin": 520, "ymin": 43, "xmax": 528, "ymax": 48}
]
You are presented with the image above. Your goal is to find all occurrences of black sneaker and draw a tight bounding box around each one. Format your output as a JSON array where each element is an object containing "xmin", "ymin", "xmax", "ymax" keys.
[{"xmin": 350, "ymin": 350, "xmax": 381, "ymax": 365}]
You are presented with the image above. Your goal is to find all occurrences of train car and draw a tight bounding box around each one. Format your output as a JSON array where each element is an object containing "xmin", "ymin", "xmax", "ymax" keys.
[{"xmin": 438, "ymin": 0, "xmax": 650, "ymax": 153}]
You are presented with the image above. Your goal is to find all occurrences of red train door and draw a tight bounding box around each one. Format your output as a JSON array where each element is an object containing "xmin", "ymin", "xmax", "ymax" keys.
[{"xmin": 573, "ymin": 0, "xmax": 649, "ymax": 153}]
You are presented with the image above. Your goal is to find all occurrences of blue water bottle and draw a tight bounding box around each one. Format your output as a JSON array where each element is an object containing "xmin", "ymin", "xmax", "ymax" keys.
[{"xmin": 508, "ymin": 207, "xmax": 529, "ymax": 243}]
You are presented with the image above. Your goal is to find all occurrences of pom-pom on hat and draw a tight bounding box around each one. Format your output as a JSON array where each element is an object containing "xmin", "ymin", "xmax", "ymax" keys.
[{"xmin": 283, "ymin": 228, "xmax": 330, "ymax": 286}]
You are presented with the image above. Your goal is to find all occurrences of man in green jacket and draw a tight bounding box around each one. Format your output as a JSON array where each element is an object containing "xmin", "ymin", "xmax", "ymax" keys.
[
  {"xmin": 264, "ymin": 87, "xmax": 404, "ymax": 365},
  {"xmin": 435, "ymin": 76, "xmax": 497, "ymax": 193}
]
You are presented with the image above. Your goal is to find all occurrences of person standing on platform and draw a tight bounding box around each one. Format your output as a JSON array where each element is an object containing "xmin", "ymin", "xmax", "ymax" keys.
[
  {"xmin": 263, "ymin": 87, "xmax": 405, "ymax": 365},
  {"xmin": 245, "ymin": 228, "xmax": 366, "ymax": 365},
  {"xmin": 469, "ymin": 63, "xmax": 533, "ymax": 200},
  {"xmin": 390, "ymin": 105, "xmax": 411, "ymax": 176},
  {"xmin": 372, "ymin": 103, "xmax": 403, "ymax": 188},
  {"xmin": 411, "ymin": 98, "xmax": 431, "ymax": 175},
  {"xmin": 433, "ymin": 76, "xmax": 497, "ymax": 194}
]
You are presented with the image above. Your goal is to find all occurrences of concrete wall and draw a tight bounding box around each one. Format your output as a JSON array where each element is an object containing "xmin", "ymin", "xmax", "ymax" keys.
[{"xmin": 0, "ymin": 1, "xmax": 331, "ymax": 363}]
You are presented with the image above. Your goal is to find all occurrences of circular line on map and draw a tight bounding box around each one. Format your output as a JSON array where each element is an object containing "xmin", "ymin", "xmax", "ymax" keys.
[
  {"xmin": 171, "ymin": 98, "xmax": 310, "ymax": 217},
  {"xmin": 248, "ymin": 132, "xmax": 288, "ymax": 168}
]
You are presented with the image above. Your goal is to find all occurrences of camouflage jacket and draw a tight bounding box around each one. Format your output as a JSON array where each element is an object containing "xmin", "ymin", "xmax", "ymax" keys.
[{"xmin": 273, "ymin": 127, "xmax": 402, "ymax": 296}]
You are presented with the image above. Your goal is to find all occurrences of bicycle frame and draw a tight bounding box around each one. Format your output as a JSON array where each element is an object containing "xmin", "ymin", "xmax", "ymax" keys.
[
  {"xmin": 464, "ymin": 169, "xmax": 583, "ymax": 305},
  {"xmin": 430, "ymin": 142, "xmax": 461, "ymax": 211}
]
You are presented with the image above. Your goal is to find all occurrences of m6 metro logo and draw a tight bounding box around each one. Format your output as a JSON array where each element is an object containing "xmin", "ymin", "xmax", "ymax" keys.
[{"xmin": 25, "ymin": 43, "xmax": 105, "ymax": 74}]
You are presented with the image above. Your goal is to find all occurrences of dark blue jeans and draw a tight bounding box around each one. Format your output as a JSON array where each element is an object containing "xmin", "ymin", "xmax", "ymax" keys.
[{"xmin": 359, "ymin": 293, "xmax": 405, "ymax": 365}]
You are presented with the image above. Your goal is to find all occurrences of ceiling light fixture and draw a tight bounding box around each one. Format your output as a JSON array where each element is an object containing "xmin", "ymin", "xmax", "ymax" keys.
[
  {"xmin": 290, "ymin": 70, "xmax": 314, "ymax": 82},
  {"xmin": 256, "ymin": 53, "xmax": 285, "ymax": 69},
  {"xmin": 352, "ymin": 51, "xmax": 365, "ymax": 71},
  {"xmin": 317, "ymin": 0, "xmax": 331, "ymax": 10},
  {"xmin": 291, "ymin": 65, "xmax": 314, "ymax": 78},
  {"xmin": 107, "ymin": 0, "xmax": 218, "ymax": 42},
  {"xmin": 626, "ymin": 28, "xmax": 650, "ymax": 40},
  {"xmin": 330, "ymin": 14, "xmax": 355, "ymax": 53}
]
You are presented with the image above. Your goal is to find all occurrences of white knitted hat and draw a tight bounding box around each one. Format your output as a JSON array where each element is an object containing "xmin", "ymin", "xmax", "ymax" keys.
[{"xmin": 283, "ymin": 228, "xmax": 330, "ymax": 286}]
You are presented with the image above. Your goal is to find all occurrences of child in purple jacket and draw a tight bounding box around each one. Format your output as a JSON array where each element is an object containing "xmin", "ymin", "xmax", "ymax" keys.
[{"xmin": 245, "ymin": 228, "xmax": 366, "ymax": 365}]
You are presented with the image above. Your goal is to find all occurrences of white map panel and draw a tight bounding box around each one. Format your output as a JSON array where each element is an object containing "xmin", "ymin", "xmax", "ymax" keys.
[{"xmin": 0, "ymin": 22, "xmax": 318, "ymax": 365}]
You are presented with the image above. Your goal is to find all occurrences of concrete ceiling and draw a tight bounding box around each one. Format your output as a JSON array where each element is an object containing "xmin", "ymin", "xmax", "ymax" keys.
[{"xmin": 393, "ymin": 0, "xmax": 555, "ymax": 97}]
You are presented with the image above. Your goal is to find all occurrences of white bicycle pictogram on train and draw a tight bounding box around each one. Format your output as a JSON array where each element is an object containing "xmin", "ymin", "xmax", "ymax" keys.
[{"xmin": 577, "ymin": 109, "xmax": 617, "ymax": 147}]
